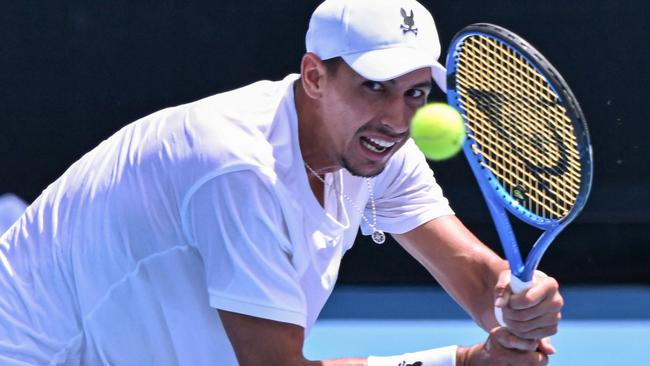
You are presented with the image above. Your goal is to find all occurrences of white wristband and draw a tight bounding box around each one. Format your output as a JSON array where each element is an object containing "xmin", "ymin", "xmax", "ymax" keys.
[{"xmin": 367, "ymin": 345, "xmax": 458, "ymax": 366}]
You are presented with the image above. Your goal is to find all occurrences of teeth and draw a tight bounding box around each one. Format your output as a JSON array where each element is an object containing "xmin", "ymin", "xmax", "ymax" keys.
[
  {"xmin": 361, "ymin": 136, "xmax": 398, "ymax": 154},
  {"xmin": 368, "ymin": 137, "xmax": 395, "ymax": 148},
  {"xmin": 362, "ymin": 139, "xmax": 385, "ymax": 153}
]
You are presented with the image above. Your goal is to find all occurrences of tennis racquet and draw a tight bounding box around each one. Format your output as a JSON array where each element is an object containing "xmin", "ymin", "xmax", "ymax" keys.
[{"xmin": 445, "ymin": 24, "xmax": 593, "ymax": 325}]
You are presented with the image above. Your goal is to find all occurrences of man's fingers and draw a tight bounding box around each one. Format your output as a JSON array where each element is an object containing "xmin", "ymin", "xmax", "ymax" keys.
[
  {"xmin": 504, "ymin": 299, "xmax": 563, "ymax": 322},
  {"xmin": 509, "ymin": 276, "xmax": 561, "ymax": 310},
  {"xmin": 494, "ymin": 271, "xmax": 512, "ymax": 309},
  {"xmin": 479, "ymin": 328, "xmax": 550, "ymax": 366},
  {"xmin": 494, "ymin": 270, "xmax": 563, "ymax": 341},
  {"xmin": 512, "ymin": 324, "xmax": 559, "ymax": 340},
  {"xmin": 503, "ymin": 311, "xmax": 562, "ymax": 335},
  {"xmin": 511, "ymin": 350, "xmax": 549, "ymax": 366},
  {"xmin": 492, "ymin": 327, "xmax": 538, "ymax": 352},
  {"xmin": 469, "ymin": 328, "xmax": 552, "ymax": 366},
  {"xmin": 538, "ymin": 337, "xmax": 556, "ymax": 355},
  {"xmin": 501, "ymin": 293, "xmax": 562, "ymax": 340}
]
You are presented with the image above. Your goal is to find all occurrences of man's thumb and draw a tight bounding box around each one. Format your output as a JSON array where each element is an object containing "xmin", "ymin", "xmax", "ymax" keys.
[{"xmin": 494, "ymin": 270, "xmax": 512, "ymax": 308}]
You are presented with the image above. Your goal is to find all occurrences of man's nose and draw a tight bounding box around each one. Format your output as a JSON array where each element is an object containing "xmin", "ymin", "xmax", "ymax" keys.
[{"xmin": 379, "ymin": 96, "xmax": 411, "ymax": 135}]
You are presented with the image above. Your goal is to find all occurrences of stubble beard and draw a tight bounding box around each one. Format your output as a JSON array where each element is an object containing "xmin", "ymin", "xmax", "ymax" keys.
[
  {"xmin": 340, "ymin": 123, "xmax": 406, "ymax": 178},
  {"xmin": 341, "ymin": 155, "xmax": 387, "ymax": 178}
]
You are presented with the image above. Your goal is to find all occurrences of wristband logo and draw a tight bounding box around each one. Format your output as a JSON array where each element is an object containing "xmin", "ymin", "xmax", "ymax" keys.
[{"xmin": 398, "ymin": 361, "xmax": 423, "ymax": 366}]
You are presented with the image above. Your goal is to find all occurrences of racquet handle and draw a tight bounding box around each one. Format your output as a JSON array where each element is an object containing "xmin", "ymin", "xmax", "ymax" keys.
[
  {"xmin": 495, "ymin": 275, "xmax": 534, "ymax": 327},
  {"xmin": 510, "ymin": 275, "xmax": 534, "ymax": 294}
]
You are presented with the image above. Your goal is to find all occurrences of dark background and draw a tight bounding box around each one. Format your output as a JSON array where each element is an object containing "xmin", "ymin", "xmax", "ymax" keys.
[{"xmin": 2, "ymin": 1, "xmax": 648, "ymax": 285}]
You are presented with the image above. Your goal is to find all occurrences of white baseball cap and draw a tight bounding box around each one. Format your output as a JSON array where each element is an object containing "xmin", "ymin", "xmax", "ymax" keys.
[{"xmin": 306, "ymin": 0, "xmax": 447, "ymax": 92}]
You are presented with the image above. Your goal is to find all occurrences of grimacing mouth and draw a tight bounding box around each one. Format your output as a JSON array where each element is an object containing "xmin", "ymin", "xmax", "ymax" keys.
[{"xmin": 360, "ymin": 136, "xmax": 397, "ymax": 154}]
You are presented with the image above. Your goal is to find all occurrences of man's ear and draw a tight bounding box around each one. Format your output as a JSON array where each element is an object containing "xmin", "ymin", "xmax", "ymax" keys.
[{"xmin": 300, "ymin": 53, "xmax": 327, "ymax": 99}]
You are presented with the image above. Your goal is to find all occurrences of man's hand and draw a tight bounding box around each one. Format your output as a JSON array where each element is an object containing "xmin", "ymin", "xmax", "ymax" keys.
[
  {"xmin": 493, "ymin": 270, "xmax": 563, "ymax": 353},
  {"xmin": 457, "ymin": 327, "xmax": 549, "ymax": 366}
]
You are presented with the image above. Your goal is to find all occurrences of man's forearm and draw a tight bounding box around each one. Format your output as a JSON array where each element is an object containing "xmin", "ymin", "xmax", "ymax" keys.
[
  {"xmin": 393, "ymin": 216, "xmax": 508, "ymax": 331},
  {"xmin": 471, "ymin": 249, "xmax": 510, "ymax": 331},
  {"xmin": 319, "ymin": 359, "xmax": 367, "ymax": 366}
]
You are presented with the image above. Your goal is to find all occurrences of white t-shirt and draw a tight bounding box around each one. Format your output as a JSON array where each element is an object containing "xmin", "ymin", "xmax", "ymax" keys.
[{"xmin": 0, "ymin": 74, "xmax": 453, "ymax": 365}]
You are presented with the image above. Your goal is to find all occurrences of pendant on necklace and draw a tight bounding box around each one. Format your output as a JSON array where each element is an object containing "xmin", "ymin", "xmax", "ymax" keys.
[{"xmin": 371, "ymin": 230, "xmax": 386, "ymax": 244}]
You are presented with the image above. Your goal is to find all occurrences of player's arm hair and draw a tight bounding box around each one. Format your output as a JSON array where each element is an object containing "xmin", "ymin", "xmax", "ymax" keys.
[
  {"xmin": 218, "ymin": 310, "xmax": 367, "ymax": 366},
  {"xmin": 392, "ymin": 215, "xmax": 509, "ymax": 331}
]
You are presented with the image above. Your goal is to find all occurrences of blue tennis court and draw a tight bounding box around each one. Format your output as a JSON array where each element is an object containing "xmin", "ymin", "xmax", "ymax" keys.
[{"xmin": 304, "ymin": 286, "xmax": 650, "ymax": 365}]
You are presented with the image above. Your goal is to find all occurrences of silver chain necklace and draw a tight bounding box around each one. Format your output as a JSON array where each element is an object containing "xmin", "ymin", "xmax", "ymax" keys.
[{"xmin": 304, "ymin": 163, "xmax": 386, "ymax": 244}]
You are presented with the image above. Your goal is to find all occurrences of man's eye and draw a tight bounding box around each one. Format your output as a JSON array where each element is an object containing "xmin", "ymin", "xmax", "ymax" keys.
[
  {"xmin": 407, "ymin": 89, "xmax": 426, "ymax": 98},
  {"xmin": 363, "ymin": 81, "xmax": 384, "ymax": 91}
]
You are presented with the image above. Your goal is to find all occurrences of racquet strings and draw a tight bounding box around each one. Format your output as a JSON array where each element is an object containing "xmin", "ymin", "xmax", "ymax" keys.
[{"xmin": 452, "ymin": 35, "xmax": 583, "ymax": 220}]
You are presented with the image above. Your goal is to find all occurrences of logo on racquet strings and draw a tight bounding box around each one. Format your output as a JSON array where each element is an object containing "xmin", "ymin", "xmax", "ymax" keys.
[
  {"xmin": 467, "ymin": 89, "xmax": 570, "ymax": 207},
  {"xmin": 400, "ymin": 8, "xmax": 418, "ymax": 35},
  {"xmin": 513, "ymin": 185, "xmax": 529, "ymax": 204}
]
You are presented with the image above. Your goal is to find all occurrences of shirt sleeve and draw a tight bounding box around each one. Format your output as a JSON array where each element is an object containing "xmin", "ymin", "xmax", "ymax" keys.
[
  {"xmin": 181, "ymin": 168, "xmax": 307, "ymax": 327},
  {"xmin": 362, "ymin": 140, "xmax": 455, "ymax": 235}
]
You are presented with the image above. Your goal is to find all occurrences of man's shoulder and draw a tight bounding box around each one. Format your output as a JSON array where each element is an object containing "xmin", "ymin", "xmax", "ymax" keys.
[
  {"xmin": 184, "ymin": 76, "xmax": 297, "ymax": 163},
  {"xmin": 141, "ymin": 75, "xmax": 298, "ymax": 181},
  {"xmin": 188, "ymin": 74, "xmax": 298, "ymax": 122}
]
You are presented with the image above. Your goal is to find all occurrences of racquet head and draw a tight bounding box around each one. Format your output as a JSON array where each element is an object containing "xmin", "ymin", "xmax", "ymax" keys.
[{"xmin": 446, "ymin": 24, "xmax": 593, "ymax": 229}]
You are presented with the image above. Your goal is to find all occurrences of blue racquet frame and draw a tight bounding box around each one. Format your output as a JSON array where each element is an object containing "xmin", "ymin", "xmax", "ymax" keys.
[{"xmin": 445, "ymin": 24, "xmax": 593, "ymax": 290}]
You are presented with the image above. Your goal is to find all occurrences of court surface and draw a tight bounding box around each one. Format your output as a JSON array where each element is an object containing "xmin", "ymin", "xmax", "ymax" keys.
[{"xmin": 304, "ymin": 286, "xmax": 650, "ymax": 365}]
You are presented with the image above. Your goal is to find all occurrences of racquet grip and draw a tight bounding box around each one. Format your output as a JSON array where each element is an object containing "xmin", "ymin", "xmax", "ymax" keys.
[
  {"xmin": 510, "ymin": 275, "xmax": 534, "ymax": 294},
  {"xmin": 495, "ymin": 275, "xmax": 534, "ymax": 327}
]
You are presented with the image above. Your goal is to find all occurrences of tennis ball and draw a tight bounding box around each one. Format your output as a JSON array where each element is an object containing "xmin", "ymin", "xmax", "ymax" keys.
[{"xmin": 410, "ymin": 103, "xmax": 466, "ymax": 161}]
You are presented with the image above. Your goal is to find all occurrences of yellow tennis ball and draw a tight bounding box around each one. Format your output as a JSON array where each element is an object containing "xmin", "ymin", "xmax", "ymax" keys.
[{"xmin": 410, "ymin": 103, "xmax": 466, "ymax": 161}]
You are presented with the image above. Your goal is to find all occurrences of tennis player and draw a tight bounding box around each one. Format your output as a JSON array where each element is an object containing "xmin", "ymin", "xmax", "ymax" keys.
[{"xmin": 0, "ymin": 0, "xmax": 562, "ymax": 365}]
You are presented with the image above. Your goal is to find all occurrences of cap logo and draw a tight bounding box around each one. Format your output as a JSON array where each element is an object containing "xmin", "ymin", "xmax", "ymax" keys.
[{"xmin": 400, "ymin": 8, "xmax": 418, "ymax": 35}]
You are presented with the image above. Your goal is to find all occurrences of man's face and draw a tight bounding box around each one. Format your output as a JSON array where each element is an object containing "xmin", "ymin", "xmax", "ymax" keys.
[{"xmin": 318, "ymin": 61, "xmax": 433, "ymax": 177}]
